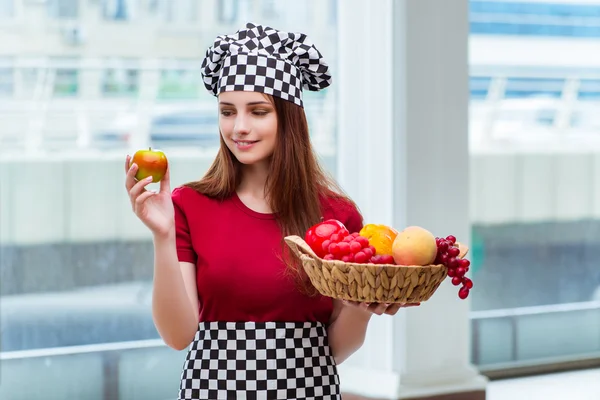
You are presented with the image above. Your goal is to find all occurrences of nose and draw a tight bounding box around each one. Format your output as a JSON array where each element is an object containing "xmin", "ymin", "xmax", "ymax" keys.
[{"xmin": 233, "ymin": 114, "xmax": 250, "ymax": 136}]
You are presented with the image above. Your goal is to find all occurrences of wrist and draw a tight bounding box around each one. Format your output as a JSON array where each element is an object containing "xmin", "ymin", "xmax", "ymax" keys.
[{"xmin": 153, "ymin": 227, "xmax": 175, "ymax": 243}]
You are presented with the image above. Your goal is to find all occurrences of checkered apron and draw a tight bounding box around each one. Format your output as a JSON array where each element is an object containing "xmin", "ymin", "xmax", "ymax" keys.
[{"xmin": 178, "ymin": 321, "xmax": 341, "ymax": 400}]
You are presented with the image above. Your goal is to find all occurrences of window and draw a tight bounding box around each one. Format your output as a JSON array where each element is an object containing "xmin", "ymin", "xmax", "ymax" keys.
[
  {"xmin": 469, "ymin": 3, "xmax": 600, "ymax": 374},
  {"xmin": 53, "ymin": 68, "xmax": 79, "ymax": 97},
  {"xmin": 0, "ymin": 57, "xmax": 13, "ymax": 97},
  {"xmin": 47, "ymin": 0, "xmax": 79, "ymax": 19},
  {"xmin": 504, "ymin": 77, "xmax": 565, "ymax": 99},
  {"xmin": 103, "ymin": 0, "xmax": 134, "ymax": 21},
  {"xmin": 102, "ymin": 69, "xmax": 139, "ymax": 96},
  {"xmin": 157, "ymin": 68, "xmax": 202, "ymax": 99},
  {"xmin": 470, "ymin": 1, "xmax": 600, "ymax": 18},
  {"xmin": 578, "ymin": 79, "xmax": 600, "ymax": 100},
  {"xmin": 0, "ymin": 0, "xmax": 14, "ymax": 19},
  {"xmin": 1, "ymin": 3, "xmax": 340, "ymax": 397},
  {"xmin": 470, "ymin": 76, "xmax": 492, "ymax": 100},
  {"xmin": 470, "ymin": 0, "xmax": 600, "ymax": 37}
]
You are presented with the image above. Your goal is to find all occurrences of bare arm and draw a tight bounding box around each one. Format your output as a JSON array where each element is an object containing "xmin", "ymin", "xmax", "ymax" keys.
[
  {"xmin": 327, "ymin": 300, "xmax": 372, "ymax": 365},
  {"xmin": 125, "ymin": 156, "xmax": 200, "ymax": 351},
  {"xmin": 152, "ymin": 230, "xmax": 200, "ymax": 351}
]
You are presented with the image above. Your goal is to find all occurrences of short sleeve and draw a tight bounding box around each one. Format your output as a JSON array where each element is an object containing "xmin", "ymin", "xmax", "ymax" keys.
[
  {"xmin": 343, "ymin": 203, "xmax": 364, "ymax": 234},
  {"xmin": 321, "ymin": 195, "xmax": 365, "ymax": 234},
  {"xmin": 171, "ymin": 187, "xmax": 197, "ymax": 264}
]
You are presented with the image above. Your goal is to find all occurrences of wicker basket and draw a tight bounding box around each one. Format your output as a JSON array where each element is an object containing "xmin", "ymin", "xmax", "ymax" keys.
[{"xmin": 284, "ymin": 235, "xmax": 469, "ymax": 304}]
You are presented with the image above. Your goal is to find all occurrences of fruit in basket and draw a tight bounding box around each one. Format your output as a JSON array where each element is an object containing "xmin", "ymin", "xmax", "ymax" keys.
[
  {"xmin": 435, "ymin": 235, "xmax": 474, "ymax": 300},
  {"xmin": 130, "ymin": 147, "xmax": 168, "ymax": 183},
  {"xmin": 391, "ymin": 226, "xmax": 438, "ymax": 266},
  {"xmin": 304, "ymin": 220, "xmax": 402, "ymax": 265},
  {"xmin": 305, "ymin": 219, "xmax": 349, "ymax": 258},
  {"xmin": 358, "ymin": 224, "xmax": 398, "ymax": 256}
]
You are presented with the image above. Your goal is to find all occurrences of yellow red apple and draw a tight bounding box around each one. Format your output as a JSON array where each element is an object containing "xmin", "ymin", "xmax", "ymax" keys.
[
  {"xmin": 392, "ymin": 226, "xmax": 438, "ymax": 266},
  {"xmin": 130, "ymin": 147, "xmax": 168, "ymax": 183}
]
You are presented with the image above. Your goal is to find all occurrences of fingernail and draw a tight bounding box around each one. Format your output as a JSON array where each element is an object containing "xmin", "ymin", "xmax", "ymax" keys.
[{"xmin": 146, "ymin": 176, "xmax": 153, "ymax": 181}]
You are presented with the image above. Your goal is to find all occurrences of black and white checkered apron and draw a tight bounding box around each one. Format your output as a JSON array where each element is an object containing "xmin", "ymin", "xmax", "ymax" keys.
[{"xmin": 178, "ymin": 321, "xmax": 341, "ymax": 400}]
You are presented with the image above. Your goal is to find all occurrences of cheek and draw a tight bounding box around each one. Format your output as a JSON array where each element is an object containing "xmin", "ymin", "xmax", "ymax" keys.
[
  {"xmin": 261, "ymin": 117, "xmax": 278, "ymax": 141},
  {"xmin": 219, "ymin": 118, "xmax": 233, "ymax": 134}
]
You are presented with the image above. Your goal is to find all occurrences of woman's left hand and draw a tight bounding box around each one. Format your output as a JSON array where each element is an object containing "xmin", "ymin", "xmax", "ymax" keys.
[{"xmin": 342, "ymin": 300, "xmax": 420, "ymax": 316}]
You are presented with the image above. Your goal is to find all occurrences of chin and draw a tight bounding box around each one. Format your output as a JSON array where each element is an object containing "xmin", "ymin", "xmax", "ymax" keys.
[{"xmin": 234, "ymin": 153, "xmax": 271, "ymax": 165}]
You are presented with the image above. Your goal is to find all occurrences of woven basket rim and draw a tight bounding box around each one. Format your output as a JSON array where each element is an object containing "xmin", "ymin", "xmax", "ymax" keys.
[{"xmin": 283, "ymin": 234, "xmax": 468, "ymax": 268}]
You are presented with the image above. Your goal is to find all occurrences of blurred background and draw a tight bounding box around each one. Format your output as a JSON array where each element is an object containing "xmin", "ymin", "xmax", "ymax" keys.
[{"xmin": 1, "ymin": 0, "xmax": 600, "ymax": 399}]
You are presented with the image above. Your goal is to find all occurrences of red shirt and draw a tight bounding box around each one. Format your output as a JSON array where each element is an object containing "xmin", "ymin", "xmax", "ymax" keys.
[{"xmin": 171, "ymin": 186, "xmax": 364, "ymax": 324}]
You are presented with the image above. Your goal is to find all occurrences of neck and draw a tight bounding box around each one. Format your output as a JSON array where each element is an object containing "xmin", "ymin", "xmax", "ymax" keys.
[{"xmin": 237, "ymin": 161, "xmax": 271, "ymax": 199}]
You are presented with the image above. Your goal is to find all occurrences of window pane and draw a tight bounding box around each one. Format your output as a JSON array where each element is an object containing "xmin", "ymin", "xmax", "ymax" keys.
[
  {"xmin": 469, "ymin": 1, "xmax": 600, "ymax": 373},
  {"xmin": 0, "ymin": 1, "xmax": 339, "ymax": 398}
]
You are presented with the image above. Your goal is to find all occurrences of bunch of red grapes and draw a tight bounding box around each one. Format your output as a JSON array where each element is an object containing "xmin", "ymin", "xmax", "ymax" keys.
[
  {"xmin": 322, "ymin": 232, "xmax": 396, "ymax": 264},
  {"xmin": 435, "ymin": 235, "xmax": 473, "ymax": 299}
]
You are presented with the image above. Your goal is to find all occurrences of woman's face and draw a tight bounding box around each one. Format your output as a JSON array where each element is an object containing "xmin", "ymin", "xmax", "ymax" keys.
[{"xmin": 218, "ymin": 91, "xmax": 278, "ymax": 166}]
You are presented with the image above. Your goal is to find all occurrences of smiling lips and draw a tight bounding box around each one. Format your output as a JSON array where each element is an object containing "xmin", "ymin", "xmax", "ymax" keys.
[{"xmin": 234, "ymin": 140, "xmax": 259, "ymax": 150}]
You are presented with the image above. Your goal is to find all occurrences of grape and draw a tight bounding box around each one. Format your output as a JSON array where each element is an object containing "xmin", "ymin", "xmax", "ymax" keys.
[
  {"xmin": 341, "ymin": 254, "xmax": 354, "ymax": 263},
  {"xmin": 354, "ymin": 251, "xmax": 368, "ymax": 263},
  {"xmin": 337, "ymin": 242, "xmax": 350, "ymax": 255},
  {"xmin": 328, "ymin": 243, "xmax": 339, "ymax": 255},
  {"xmin": 322, "ymin": 231, "xmax": 387, "ymax": 265},
  {"xmin": 435, "ymin": 234, "xmax": 473, "ymax": 300},
  {"xmin": 447, "ymin": 246, "xmax": 460, "ymax": 257},
  {"xmin": 448, "ymin": 257, "xmax": 458, "ymax": 269},
  {"xmin": 355, "ymin": 235, "xmax": 370, "ymax": 248},
  {"xmin": 349, "ymin": 241, "xmax": 362, "ymax": 254},
  {"xmin": 380, "ymin": 255, "xmax": 394, "ymax": 264}
]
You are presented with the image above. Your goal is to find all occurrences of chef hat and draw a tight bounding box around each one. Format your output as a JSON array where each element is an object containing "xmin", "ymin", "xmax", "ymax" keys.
[{"xmin": 200, "ymin": 22, "xmax": 332, "ymax": 108}]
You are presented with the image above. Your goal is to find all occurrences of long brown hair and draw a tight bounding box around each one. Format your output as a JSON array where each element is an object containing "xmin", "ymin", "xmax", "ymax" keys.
[{"xmin": 184, "ymin": 94, "xmax": 357, "ymax": 295}]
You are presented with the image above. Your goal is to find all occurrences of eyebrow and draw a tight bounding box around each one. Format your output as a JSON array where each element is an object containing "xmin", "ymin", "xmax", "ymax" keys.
[{"xmin": 219, "ymin": 101, "xmax": 271, "ymax": 106}]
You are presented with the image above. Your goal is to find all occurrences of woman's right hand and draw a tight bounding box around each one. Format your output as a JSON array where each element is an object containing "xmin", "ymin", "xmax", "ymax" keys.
[{"xmin": 124, "ymin": 154, "xmax": 175, "ymax": 238}]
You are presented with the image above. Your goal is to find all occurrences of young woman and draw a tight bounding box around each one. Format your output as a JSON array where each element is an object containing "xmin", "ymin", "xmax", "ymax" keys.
[{"xmin": 124, "ymin": 23, "xmax": 418, "ymax": 400}]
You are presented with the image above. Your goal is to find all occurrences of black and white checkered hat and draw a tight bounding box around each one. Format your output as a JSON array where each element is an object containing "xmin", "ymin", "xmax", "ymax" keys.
[{"xmin": 200, "ymin": 22, "xmax": 332, "ymax": 108}]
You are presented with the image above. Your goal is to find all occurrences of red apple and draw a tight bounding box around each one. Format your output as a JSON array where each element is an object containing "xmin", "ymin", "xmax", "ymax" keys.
[{"xmin": 130, "ymin": 147, "xmax": 168, "ymax": 183}]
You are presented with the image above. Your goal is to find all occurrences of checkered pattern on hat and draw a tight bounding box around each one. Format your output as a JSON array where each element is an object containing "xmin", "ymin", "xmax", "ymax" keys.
[
  {"xmin": 178, "ymin": 321, "xmax": 341, "ymax": 400},
  {"xmin": 201, "ymin": 22, "xmax": 332, "ymax": 107}
]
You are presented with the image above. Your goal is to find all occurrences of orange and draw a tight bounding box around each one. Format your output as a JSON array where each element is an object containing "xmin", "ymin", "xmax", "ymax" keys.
[{"xmin": 359, "ymin": 224, "xmax": 398, "ymax": 256}]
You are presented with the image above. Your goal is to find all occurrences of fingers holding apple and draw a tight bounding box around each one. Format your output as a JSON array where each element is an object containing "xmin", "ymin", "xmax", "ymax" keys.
[
  {"xmin": 158, "ymin": 160, "xmax": 171, "ymax": 194},
  {"xmin": 123, "ymin": 149, "xmax": 175, "ymax": 237}
]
